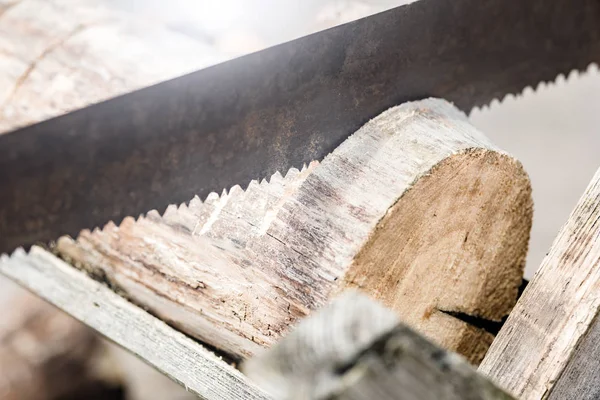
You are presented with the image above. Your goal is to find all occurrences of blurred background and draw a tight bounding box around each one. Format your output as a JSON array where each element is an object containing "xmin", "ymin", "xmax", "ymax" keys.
[{"xmin": 1, "ymin": 0, "xmax": 598, "ymax": 398}]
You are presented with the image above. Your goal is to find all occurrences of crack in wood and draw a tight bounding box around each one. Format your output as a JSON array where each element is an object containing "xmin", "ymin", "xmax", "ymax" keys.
[{"xmin": 437, "ymin": 309, "xmax": 504, "ymax": 336}]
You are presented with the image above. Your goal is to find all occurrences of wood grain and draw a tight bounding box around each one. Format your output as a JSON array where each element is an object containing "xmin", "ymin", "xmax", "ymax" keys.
[
  {"xmin": 56, "ymin": 98, "xmax": 532, "ymax": 364},
  {"xmin": 479, "ymin": 167, "xmax": 600, "ymax": 399},
  {"xmin": 0, "ymin": 246, "xmax": 270, "ymax": 400},
  {"xmin": 244, "ymin": 290, "xmax": 513, "ymax": 400}
]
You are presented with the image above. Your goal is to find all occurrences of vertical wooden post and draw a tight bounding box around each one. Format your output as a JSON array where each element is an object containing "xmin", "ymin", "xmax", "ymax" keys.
[{"xmin": 479, "ymin": 167, "xmax": 600, "ymax": 399}]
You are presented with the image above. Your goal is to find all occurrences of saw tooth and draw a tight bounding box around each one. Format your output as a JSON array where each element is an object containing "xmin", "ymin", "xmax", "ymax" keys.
[
  {"xmin": 246, "ymin": 179, "xmax": 260, "ymax": 191},
  {"xmin": 2, "ymin": 247, "xmax": 27, "ymax": 260},
  {"xmin": 146, "ymin": 209, "xmax": 162, "ymax": 221},
  {"xmin": 0, "ymin": 246, "xmax": 29, "ymax": 269},
  {"xmin": 471, "ymin": 62, "xmax": 599, "ymax": 116},
  {"xmin": 188, "ymin": 195, "xmax": 203, "ymax": 212},
  {"xmin": 228, "ymin": 185, "xmax": 244, "ymax": 197},
  {"xmin": 176, "ymin": 202, "xmax": 189, "ymax": 213},
  {"xmin": 0, "ymin": 246, "xmax": 25, "ymax": 260},
  {"xmin": 522, "ymin": 86, "xmax": 535, "ymax": 98},
  {"xmin": 104, "ymin": 221, "xmax": 118, "ymax": 232},
  {"xmin": 44, "ymin": 62, "xmax": 600, "ymax": 251},
  {"xmin": 534, "ymin": 78, "xmax": 547, "ymax": 93},
  {"xmin": 568, "ymin": 68, "xmax": 580, "ymax": 81},
  {"xmin": 268, "ymin": 171, "xmax": 284, "ymax": 184},
  {"xmin": 555, "ymin": 73, "xmax": 567, "ymax": 86},
  {"xmin": 162, "ymin": 204, "xmax": 179, "ymax": 219},
  {"xmin": 283, "ymin": 167, "xmax": 300, "ymax": 180},
  {"xmin": 53, "ymin": 162, "xmax": 320, "ymax": 253}
]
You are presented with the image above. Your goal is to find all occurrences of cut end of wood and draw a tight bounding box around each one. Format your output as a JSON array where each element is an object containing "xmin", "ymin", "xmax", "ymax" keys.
[{"xmin": 339, "ymin": 147, "xmax": 532, "ymax": 364}]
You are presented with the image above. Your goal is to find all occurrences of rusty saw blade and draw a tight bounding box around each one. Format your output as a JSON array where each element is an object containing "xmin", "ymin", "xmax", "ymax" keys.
[{"xmin": 1, "ymin": 0, "xmax": 599, "ymax": 253}]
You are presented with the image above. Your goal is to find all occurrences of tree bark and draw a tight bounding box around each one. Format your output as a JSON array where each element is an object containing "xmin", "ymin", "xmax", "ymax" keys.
[{"xmin": 56, "ymin": 98, "xmax": 532, "ymax": 365}]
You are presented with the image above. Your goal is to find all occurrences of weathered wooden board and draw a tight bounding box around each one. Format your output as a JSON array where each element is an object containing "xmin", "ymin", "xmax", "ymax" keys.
[
  {"xmin": 479, "ymin": 167, "xmax": 600, "ymax": 399},
  {"xmin": 244, "ymin": 291, "xmax": 513, "ymax": 400},
  {"xmin": 0, "ymin": 246, "xmax": 270, "ymax": 400},
  {"xmin": 56, "ymin": 98, "xmax": 532, "ymax": 365},
  {"xmin": 548, "ymin": 312, "xmax": 600, "ymax": 400}
]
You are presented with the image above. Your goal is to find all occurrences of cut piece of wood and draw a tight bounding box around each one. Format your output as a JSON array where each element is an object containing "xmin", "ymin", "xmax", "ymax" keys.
[
  {"xmin": 0, "ymin": 246, "xmax": 270, "ymax": 400},
  {"xmin": 0, "ymin": 292, "xmax": 125, "ymax": 400},
  {"xmin": 56, "ymin": 98, "xmax": 532, "ymax": 365},
  {"xmin": 243, "ymin": 290, "xmax": 513, "ymax": 400},
  {"xmin": 548, "ymin": 313, "xmax": 600, "ymax": 400},
  {"xmin": 479, "ymin": 167, "xmax": 600, "ymax": 399}
]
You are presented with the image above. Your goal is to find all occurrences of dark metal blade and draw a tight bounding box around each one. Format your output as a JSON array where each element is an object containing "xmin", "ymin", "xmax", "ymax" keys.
[{"xmin": 1, "ymin": 0, "xmax": 599, "ymax": 253}]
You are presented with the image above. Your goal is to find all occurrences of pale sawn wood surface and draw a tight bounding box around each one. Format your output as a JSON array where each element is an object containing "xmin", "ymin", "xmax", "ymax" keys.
[
  {"xmin": 0, "ymin": 246, "xmax": 270, "ymax": 400},
  {"xmin": 244, "ymin": 291, "xmax": 513, "ymax": 400},
  {"xmin": 56, "ymin": 98, "xmax": 532, "ymax": 364},
  {"xmin": 479, "ymin": 167, "xmax": 600, "ymax": 399}
]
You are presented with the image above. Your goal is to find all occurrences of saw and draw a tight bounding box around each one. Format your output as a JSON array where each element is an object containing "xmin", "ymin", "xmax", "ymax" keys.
[{"xmin": 0, "ymin": 0, "xmax": 599, "ymax": 253}]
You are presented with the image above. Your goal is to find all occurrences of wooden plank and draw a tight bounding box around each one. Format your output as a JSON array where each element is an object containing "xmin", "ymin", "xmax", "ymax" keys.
[
  {"xmin": 549, "ymin": 313, "xmax": 600, "ymax": 399},
  {"xmin": 0, "ymin": 246, "xmax": 270, "ymax": 400},
  {"xmin": 244, "ymin": 290, "xmax": 513, "ymax": 400},
  {"xmin": 479, "ymin": 167, "xmax": 600, "ymax": 399},
  {"xmin": 56, "ymin": 98, "xmax": 532, "ymax": 365}
]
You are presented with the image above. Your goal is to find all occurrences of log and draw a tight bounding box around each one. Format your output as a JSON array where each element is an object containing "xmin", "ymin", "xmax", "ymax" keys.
[
  {"xmin": 0, "ymin": 291, "xmax": 124, "ymax": 400},
  {"xmin": 243, "ymin": 290, "xmax": 513, "ymax": 400},
  {"xmin": 55, "ymin": 98, "xmax": 532, "ymax": 364},
  {"xmin": 0, "ymin": 0, "xmax": 223, "ymax": 134},
  {"xmin": 478, "ymin": 166, "xmax": 600, "ymax": 399},
  {"xmin": 0, "ymin": 247, "xmax": 270, "ymax": 400}
]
